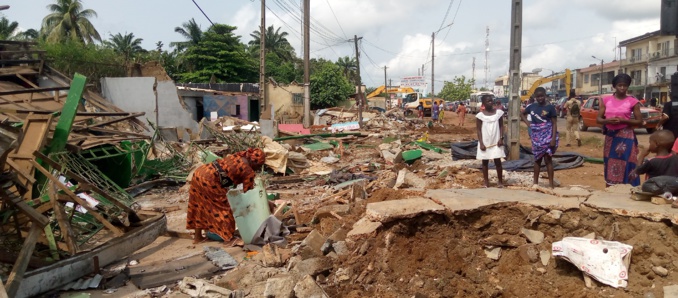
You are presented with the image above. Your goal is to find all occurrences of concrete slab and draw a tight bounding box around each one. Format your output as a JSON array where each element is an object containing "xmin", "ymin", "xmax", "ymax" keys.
[
  {"xmin": 552, "ymin": 187, "xmax": 591, "ymax": 198},
  {"xmin": 346, "ymin": 217, "xmax": 382, "ymax": 241},
  {"xmin": 585, "ymin": 191, "xmax": 678, "ymax": 223},
  {"xmin": 426, "ymin": 188, "xmax": 583, "ymax": 211},
  {"xmin": 365, "ymin": 197, "xmax": 445, "ymax": 223}
]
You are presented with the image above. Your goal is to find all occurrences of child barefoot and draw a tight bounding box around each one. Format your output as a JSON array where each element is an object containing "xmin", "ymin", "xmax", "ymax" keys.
[
  {"xmin": 521, "ymin": 87, "xmax": 558, "ymax": 188},
  {"xmin": 629, "ymin": 130, "xmax": 678, "ymax": 180},
  {"xmin": 476, "ymin": 94, "xmax": 505, "ymax": 188}
]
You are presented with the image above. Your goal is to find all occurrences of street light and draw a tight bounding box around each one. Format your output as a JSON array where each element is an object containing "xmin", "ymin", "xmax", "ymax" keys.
[
  {"xmin": 431, "ymin": 22, "xmax": 454, "ymax": 97},
  {"xmin": 592, "ymin": 56, "xmax": 603, "ymax": 95}
]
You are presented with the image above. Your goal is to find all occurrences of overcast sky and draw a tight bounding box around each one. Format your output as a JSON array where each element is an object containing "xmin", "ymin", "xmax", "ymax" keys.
[{"xmin": 4, "ymin": 0, "xmax": 661, "ymax": 92}]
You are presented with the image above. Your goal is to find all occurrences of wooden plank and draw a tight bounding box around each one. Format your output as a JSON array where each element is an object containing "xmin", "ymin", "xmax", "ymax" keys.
[
  {"xmin": 5, "ymin": 159, "xmax": 36, "ymax": 184},
  {"xmin": 10, "ymin": 113, "xmax": 53, "ymax": 199},
  {"xmin": 5, "ymin": 224, "xmax": 40, "ymax": 297},
  {"xmin": 49, "ymin": 181, "xmax": 78, "ymax": 254},
  {"xmin": 83, "ymin": 112, "xmax": 145, "ymax": 129},
  {"xmin": 15, "ymin": 74, "xmax": 39, "ymax": 88},
  {"xmin": 34, "ymin": 151, "xmax": 136, "ymax": 214},
  {"xmin": 0, "ymin": 190, "xmax": 49, "ymax": 228},
  {"xmin": 30, "ymin": 160, "xmax": 123, "ymax": 236},
  {"xmin": 86, "ymin": 127, "xmax": 150, "ymax": 138}
]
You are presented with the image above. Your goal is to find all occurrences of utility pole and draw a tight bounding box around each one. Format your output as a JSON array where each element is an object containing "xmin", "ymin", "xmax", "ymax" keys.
[
  {"xmin": 507, "ymin": 0, "xmax": 523, "ymax": 160},
  {"xmin": 431, "ymin": 32, "xmax": 435, "ymax": 97},
  {"xmin": 472, "ymin": 57, "xmax": 476, "ymax": 90},
  {"xmin": 303, "ymin": 0, "xmax": 311, "ymax": 127},
  {"xmin": 353, "ymin": 35, "xmax": 364, "ymax": 127},
  {"xmin": 259, "ymin": 0, "xmax": 266, "ymax": 111},
  {"xmin": 383, "ymin": 66, "xmax": 389, "ymax": 108}
]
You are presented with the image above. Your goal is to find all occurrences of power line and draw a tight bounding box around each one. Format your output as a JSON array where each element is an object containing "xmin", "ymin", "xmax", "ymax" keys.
[
  {"xmin": 440, "ymin": 0, "xmax": 463, "ymax": 43},
  {"xmin": 191, "ymin": 0, "xmax": 214, "ymax": 26},
  {"xmin": 437, "ymin": 0, "xmax": 454, "ymax": 32},
  {"xmin": 275, "ymin": 0, "xmax": 345, "ymax": 44},
  {"xmin": 325, "ymin": 0, "xmax": 347, "ymax": 39},
  {"xmin": 360, "ymin": 43, "xmax": 381, "ymax": 70}
]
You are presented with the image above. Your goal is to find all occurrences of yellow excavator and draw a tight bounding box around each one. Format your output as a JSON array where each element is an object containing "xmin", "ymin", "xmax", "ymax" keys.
[
  {"xmin": 520, "ymin": 69, "xmax": 572, "ymax": 101},
  {"xmin": 366, "ymin": 86, "xmax": 416, "ymax": 98}
]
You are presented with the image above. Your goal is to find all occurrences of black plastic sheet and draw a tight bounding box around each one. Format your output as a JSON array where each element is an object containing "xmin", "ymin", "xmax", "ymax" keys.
[
  {"xmin": 641, "ymin": 176, "xmax": 678, "ymax": 195},
  {"xmin": 450, "ymin": 140, "xmax": 585, "ymax": 172}
]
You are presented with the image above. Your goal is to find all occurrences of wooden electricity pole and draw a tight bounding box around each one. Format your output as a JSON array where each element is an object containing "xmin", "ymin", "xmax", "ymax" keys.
[
  {"xmin": 431, "ymin": 32, "xmax": 435, "ymax": 97},
  {"xmin": 259, "ymin": 0, "xmax": 266, "ymax": 109},
  {"xmin": 507, "ymin": 0, "xmax": 523, "ymax": 160},
  {"xmin": 303, "ymin": 0, "xmax": 311, "ymax": 127},
  {"xmin": 353, "ymin": 35, "xmax": 364, "ymax": 127}
]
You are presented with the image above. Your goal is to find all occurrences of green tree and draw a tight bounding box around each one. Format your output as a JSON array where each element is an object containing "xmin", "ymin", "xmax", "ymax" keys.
[
  {"xmin": 265, "ymin": 52, "xmax": 301, "ymax": 84},
  {"xmin": 248, "ymin": 25, "xmax": 295, "ymax": 62},
  {"xmin": 41, "ymin": 0, "xmax": 101, "ymax": 44},
  {"xmin": 103, "ymin": 32, "xmax": 146, "ymax": 61},
  {"xmin": 310, "ymin": 61, "xmax": 353, "ymax": 108},
  {"xmin": 438, "ymin": 75, "xmax": 475, "ymax": 101},
  {"xmin": 0, "ymin": 17, "xmax": 18, "ymax": 40},
  {"xmin": 335, "ymin": 56, "xmax": 358, "ymax": 85},
  {"xmin": 170, "ymin": 18, "xmax": 203, "ymax": 51},
  {"xmin": 178, "ymin": 24, "xmax": 257, "ymax": 83},
  {"xmin": 16, "ymin": 29, "xmax": 40, "ymax": 41}
]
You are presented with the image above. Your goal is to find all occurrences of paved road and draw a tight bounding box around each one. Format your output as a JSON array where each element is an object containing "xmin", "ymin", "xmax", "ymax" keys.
[{"xmin": 555, "ymin": 116, "xmax": 650, "ymax": 146}]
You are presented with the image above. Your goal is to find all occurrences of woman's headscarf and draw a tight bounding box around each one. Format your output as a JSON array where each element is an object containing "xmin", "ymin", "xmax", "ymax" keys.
[{"xmin": 234, "ymin": 148, "xmax": 266, "ymax": 170}]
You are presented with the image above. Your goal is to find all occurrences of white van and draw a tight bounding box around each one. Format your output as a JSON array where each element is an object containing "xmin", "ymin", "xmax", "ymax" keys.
[{"xmin": 469, "ymin": 91, "xmax": 494, "ymax": 113}]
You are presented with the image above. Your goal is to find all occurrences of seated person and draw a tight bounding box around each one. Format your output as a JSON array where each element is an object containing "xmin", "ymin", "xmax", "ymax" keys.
[{"xmin": 630, "ymin": 130, "xmax": 678, "ymax": 181}]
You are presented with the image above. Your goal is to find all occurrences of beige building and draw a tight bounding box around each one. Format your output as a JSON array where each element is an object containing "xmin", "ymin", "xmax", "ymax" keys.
[
  {"xmin": 575, "ymin": 60, "xmax": 620, "ymax": 96},
  {"xmin": 265, "ymin": 81, "xmax": 304, "ymax": 124},
  {"xmin": 494, "ymin": 75, "xmax": 509, "ymax": 97}
]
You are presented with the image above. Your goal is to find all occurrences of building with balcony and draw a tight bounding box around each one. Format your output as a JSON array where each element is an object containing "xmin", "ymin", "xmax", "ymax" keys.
[
  {"xmin": 575, "ymin": 60, "xmax": 620, "ymax": 96},
  {"xmin": 619, "ymin": 30, "xmax": 678, "ymax": 104}
]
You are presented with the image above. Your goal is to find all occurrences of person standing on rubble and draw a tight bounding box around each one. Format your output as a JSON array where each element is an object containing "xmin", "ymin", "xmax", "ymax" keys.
[
  {"xmin": 432, "ymin": 100, "xmax": 440, "ymax": 123},
  {"xmin": 417, "ymin": 101, "xmax": 424, "ymax": 120},
  {"xmin": 186, "ymin": 148, "xmax": 266, "ymax": 246},
  {"xmin": 564, "ymin": 90, "xmax": 582, "ymax": 147},
  {"xmin": 522, "ymin": 87, "xmax": 558, "ymax": 188},
  {"xmin": 476, "ymin": 94, "xmax": 505, "ymax": 188}
]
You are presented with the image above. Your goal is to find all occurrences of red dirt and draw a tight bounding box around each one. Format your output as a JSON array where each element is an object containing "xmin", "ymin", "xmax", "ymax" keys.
[{"xmin": 324, "ymin": 204, "xmax": 678, "ymax": 297}]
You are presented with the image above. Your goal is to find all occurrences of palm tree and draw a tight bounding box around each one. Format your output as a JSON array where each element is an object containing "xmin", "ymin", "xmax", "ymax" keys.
[
  {"xmin": 16, "ymin": 29, "xmax": 40, "ymax": 41},
  {"xmin": 336, "ymin": 56, "xmax": 358, "ymax": 85},
  {"xmin": 104, "ymin": 32, "xmax": 145, "ymax": 61},
  {"xmin": 0, "ymin": 17, "xmax": 18, "ymax": 40},
  {"xmin": 249, "ymin": 25, "xmax": 294, "ymax": 62},
  {"xmin": 41, "ymin": 0, "xmax": 101, "ymax": 44},
  {"xmin": 170, "ymin": 18, "xmax": 203, "ymax": 51}
]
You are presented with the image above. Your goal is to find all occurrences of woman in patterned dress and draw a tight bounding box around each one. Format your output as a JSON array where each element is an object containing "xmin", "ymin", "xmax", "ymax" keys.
[
  {"xmin": 597, "ymin": 74, "xmax": 642, "ymax": 187},
  {"xmin": 186, "ymin": 148, "xmax": 266, "ymax": 244}
]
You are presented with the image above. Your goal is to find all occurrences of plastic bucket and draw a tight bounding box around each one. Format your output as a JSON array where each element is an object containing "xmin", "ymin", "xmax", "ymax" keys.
[{"xmin": 226, "ymin": 178, "xmax": 271, "ymax": 244}]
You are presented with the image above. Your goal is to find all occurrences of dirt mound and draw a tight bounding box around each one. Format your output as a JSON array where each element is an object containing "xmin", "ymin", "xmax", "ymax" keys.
[{"xmin": 325, "ymin": 204, "xmax": 678, "ymax": 297}]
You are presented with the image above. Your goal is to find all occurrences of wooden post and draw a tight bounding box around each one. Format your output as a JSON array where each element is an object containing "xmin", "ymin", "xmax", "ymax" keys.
[
  {"xmin": 30, "ymin": 160, "xmax": 123, "ymax": 236},
  {"xmin": 0, "ymin": 279, "xmax": 8, "ymax": 298},
  {"xmin": 5, "ymin": 224, "xmax": 41, "ymax": 297},
  {"xmin": 49, "ymin": 181, "xmax": 79, "ymax": 254}
]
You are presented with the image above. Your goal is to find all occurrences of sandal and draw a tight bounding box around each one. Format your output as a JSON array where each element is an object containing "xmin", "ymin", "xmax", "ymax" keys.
[{"xmin": 223, "ymin": 237, "xmax": 245, "ymax": 247}]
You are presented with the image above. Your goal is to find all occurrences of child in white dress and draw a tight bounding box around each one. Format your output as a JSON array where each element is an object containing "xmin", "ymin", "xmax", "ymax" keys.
[{"xmin": 476, "ymin": 94, "xmax": 505, "ymax": 188}]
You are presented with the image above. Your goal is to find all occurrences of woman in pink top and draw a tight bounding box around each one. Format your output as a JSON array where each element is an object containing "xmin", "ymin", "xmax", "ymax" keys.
[{"xmin": 596, "ymin": 73, "xmax": 643, "ymax": 187}]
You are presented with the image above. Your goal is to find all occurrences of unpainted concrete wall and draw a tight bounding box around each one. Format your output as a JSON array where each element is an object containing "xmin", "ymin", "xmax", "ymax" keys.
[
  {"xmin": 100, "ymin": 77, "xmax": 198, "ymax": 134},
  {"xmin": 266, "ymin": 82, "xmax": 304, "ymax": 119}
]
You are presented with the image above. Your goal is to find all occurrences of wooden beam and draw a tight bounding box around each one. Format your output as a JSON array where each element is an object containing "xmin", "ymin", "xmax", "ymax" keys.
[
  {"xmin": 0, "ymin": 59, "xmax": 43, "ymax": 65},
  {"xmin": 30, "ymin": 160, "xmax": 123, "ymax": 236},
  {"xmin": 5, "ymin": 224, "xmax": 40, "ymax": 297},
  {"xmin": 15, "ymin": 74, "xmax": 39, "ymax": 88},
  {"xmin": 86, "ymin": 127, "xmax": 150, "ymax": 138},
  {"xmin": 34, "ymin": 151, "xmax": 136, "ymax": 215},
  {"xmin": 81, "ymin": 112, "xmax": 146, "ymax": 129},
  {"xmin": 0, "ymin": 190, "xmax": 49, "ymax": 228},
  {"xmin": 0, "ymin": 279, "xmax": 7, "ymax": 298},
  {"xmin": 49, "ymin": 181, "xmax": 78, "ymax": 254}
]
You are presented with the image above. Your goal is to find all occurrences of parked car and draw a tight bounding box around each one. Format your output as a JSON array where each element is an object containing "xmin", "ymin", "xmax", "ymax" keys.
[
  {"xmin": 578, "ymin": 95, "xmax": 662, "ymax": 134},
  {"xmin": 555, "ymin": 97, "xmax": 568, "ymax": 118},
  {"xmin": 444, "ymin": 101, "xmax": 456, "ymax": 111}
]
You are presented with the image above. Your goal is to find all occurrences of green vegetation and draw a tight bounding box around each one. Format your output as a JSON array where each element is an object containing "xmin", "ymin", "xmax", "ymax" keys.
[
  {"xmin": 41, "ymin": 0, "xmax": 101, "ymax": 44},
  {"xmin": 438, "ymin": 75, "xmax": 475, "ymax": 101},
  {"xmin": 310, "ymin": 61, "xmax": 353, "ymax": 108}
]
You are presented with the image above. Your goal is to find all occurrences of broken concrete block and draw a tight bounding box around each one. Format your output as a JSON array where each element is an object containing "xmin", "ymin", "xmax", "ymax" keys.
[
  {"xmin": 365, "ymin": 197, "xmax": 445, "ymax": 223},
  {"xmin": 479, "ymin": 234, "xmax": 527, "ymax": 248},
  {"xmin": 347, "ymin": 217, "xmax": 382, "ymax": 242},
  {"xmin": 553, "ymin": 187, "xmax": 590, "ymax": 198},
  {"xmin": 300, "ymin": 230, "xmax": 326, "ymax": 256},
  {"xmin": 404, "ymin": 172, "xmax": 428, "ymax": 189},
  {"xmin": 334, "ymin": 267, "xmax": 351, "ymax": 282},
  {"xmin": 216, "ymin": 266, "xmax": 252, "ymax": 290},
  {"xmin": 484, "ymin": 247, "xmax": 502, "ymax": 260},
  {"xmin": 203, "ymin": 246, "xmax": 238, "ymax": 270},
  {"xmin": 320, "ymin": 239, "xmax": 334, "ymax": 255},
  {"xmin": 518, "ymin": 245, "xmax": 539, "ymax": 263},
  {"xmin": 521, "ymin": 228, "xmax": 545, "ymax": 244},
  {"xmin": 381, "ymin": 150, "xmax": 397, "ymax": 164},
  {"xmin": 540, "ymin": 250, "xmax": 550, "ymax": 266},
  {"xmin": 328, "ymin": 228, "xmax": 348, "ymax": 242},
  {"xmin": 294, "ymin": 275, "xmax": 329, "ymax": 298},
  {"xmin": 262, "ymin": 244, "xmax": 284, "ymax": 267},
  {"xmin": 180, "ymin": 277, "xmax": 233, "ymax": 298},
  {"xmin": 664, "ymin": 285, "xmax": 678, "ymax": 297},
  {"xmin": 393, "ymin": 168, "xmax": 407, "ymax": 189},
  {"xmin": 263, "ymin": 275, "xmax": 296, "ymax": 298},
  {"xmin": 332, "ymin": 241, "xmax": 349, "ymax": 256},
  {"xmin": 351, "ymin": 180, "xmax": 367, "ymax": 201},
  {"xmin": 292, "ymin": 257, "xmax": 332, "ymax": 278},
  {"xmin": 653, "ymin": 266, "xmax": 669, "ymax": 277},
  {"xmin": 313, "ymin": 204, "xmax": 350, "ymax": 222}
]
